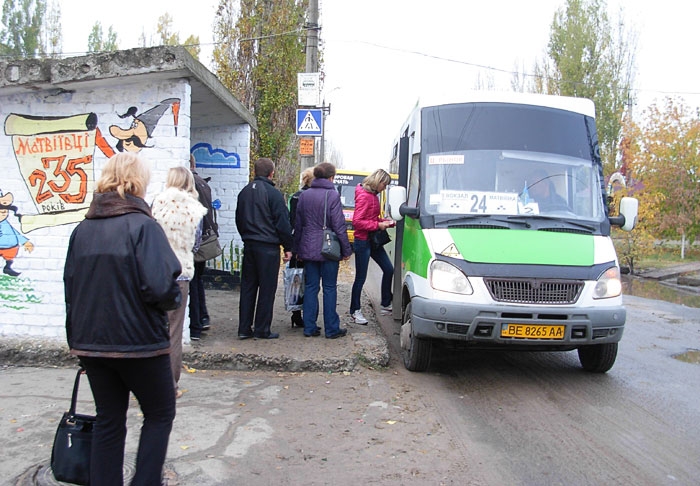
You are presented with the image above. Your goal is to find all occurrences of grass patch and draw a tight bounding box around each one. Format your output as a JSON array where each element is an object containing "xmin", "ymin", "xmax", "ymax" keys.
[{"xmin": 636, "ymin": 245, "xmax": 700, "ymax": 271}]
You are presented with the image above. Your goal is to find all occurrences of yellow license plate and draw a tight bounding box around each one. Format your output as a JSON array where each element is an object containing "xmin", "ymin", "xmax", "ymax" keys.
[{"xmin": 501, "ymin": 324, "xmax": 565, "ymax": 340}]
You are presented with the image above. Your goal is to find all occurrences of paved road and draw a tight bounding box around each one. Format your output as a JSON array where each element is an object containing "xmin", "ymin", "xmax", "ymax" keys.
[
  {"xmin": 3, "ymin": 263, "xmax": 700, "ymax": 485},
  {"xmin": 365, "ymin": 265, "xmax": 700, "ymax": 486}
]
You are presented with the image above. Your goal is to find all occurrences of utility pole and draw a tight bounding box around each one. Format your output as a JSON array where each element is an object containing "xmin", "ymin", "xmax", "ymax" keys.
[{"xmin": 300, "ymin": 0, "xmax": 320, "ymax": 172}]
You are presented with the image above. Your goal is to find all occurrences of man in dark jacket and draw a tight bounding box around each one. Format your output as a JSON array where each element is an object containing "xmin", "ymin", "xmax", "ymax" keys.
[{"xmin": 235, "ymin": 157, "xmax": 293, "ymax": 339}]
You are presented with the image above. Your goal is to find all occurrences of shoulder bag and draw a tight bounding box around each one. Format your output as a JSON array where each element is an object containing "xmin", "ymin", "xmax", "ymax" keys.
[
  {"xmin": 194, "ymin": 206, "xmax": 223, "ymax": 262},
  {"xmin": 194, "ymin": 230, "xmax": 223, "ymax": 263},
  {"xmin": 51, "ymin": 366, "xmax": 95, "ymax": 485},
  {"xmin": 320, "ymin": 191, "xmax": 342, "ymax": 261}
]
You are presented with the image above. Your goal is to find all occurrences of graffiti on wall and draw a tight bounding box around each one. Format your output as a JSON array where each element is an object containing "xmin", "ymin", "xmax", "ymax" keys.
[
  {"xmin": 191, "ymin": 143, "xmax": 241, "ymax": 169},
  {"xmin": 0, "ymin": 189, "xmax": 40, "ymax": 306},
  {"xmin": 0, "ymin": 191, "xmax": 33, "ymax": 276},
  {"xmin": 4, "ymin": 112, "xmax": 115, "ymax": 233},
  {"xmin": 1, "ymin": 98, "xmax": 181, "ymax": 284},
  {"xmin": 110, "ymin": 98, "xmax": 180, "ymax": 152}
]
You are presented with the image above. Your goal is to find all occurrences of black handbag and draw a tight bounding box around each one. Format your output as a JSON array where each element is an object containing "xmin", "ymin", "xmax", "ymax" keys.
[
  {"xmin": 51, "ymin": 367, "xmax": 95, "ymax": 485},
  {"xmin": 369, "ymin": 228, "xmax": 391, "ymax": 250},
  {"xmin": 320, "ymin": 191, "xmax": 342, "ymax": 261}
]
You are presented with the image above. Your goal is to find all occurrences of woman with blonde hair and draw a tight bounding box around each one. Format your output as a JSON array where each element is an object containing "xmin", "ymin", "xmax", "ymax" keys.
[
  {"xmin": 349, "ymin": 169, "xmax": 394, "ymax": 324},
  {"xmin": 64, "ymin": 152, "xmax": 182, "ymax": 485},
  {"xmin": 151, "ymin": 165, "xmax": 207, "ymax": 397}
]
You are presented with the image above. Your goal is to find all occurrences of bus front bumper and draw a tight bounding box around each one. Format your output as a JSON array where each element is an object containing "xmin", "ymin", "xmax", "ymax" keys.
[{"xmin": 409, "ymin": 296, "xmax": 625, "ymax": 347}]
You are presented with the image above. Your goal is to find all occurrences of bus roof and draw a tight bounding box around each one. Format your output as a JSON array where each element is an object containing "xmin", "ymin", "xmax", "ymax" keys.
[
  {"xmin": 391, "ymin": 91, "xmax": 596, "ymax": 159},
  {"xmin": 403, "ymin": 91, "xmax": 595, "ymax": 123}
]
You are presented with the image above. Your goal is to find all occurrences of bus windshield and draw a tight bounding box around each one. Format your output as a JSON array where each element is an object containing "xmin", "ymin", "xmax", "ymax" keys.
[{"xmin": 420, "ymin": 103, "xmax": 606, "ymax": 222}]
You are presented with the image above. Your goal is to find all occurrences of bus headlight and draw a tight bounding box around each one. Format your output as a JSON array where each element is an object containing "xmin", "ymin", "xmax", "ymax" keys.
[
  {"xmin": 430, "ymin": 260, "xmax": 473, "ymax": 295},
  {"xmin": 593, "ymin": 266, "xmax": 622, "ymax": 299}
]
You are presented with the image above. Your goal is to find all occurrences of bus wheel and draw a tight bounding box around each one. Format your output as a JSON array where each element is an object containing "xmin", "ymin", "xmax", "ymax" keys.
[
  {"xmin": 577, "ymin": 343, "xmax": 617, "ymax": 373},
  {"xmin": 400, "ymin": 302, "xmax": 432, "ymax": 371}
]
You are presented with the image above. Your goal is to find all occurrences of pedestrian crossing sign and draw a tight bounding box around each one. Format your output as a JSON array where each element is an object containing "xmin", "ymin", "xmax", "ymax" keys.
[{"xmin": 296, "ymin": 109, "xmax": 323, "ymax": 136}]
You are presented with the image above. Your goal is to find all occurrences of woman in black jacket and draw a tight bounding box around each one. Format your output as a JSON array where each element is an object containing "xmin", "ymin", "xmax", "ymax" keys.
[{"xmin": 63, "ymin": 152, "xmax": 182, "ymax": 486}]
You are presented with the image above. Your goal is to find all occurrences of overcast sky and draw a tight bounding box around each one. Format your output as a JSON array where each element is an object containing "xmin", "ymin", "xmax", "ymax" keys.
[{"xmin": 59, "ymin": 0, "xmax": 700, "ymax": 171}]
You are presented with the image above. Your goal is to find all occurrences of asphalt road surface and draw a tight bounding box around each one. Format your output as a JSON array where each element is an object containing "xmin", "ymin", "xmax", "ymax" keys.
[
  {"xmin": 364, "ymin": 267, "xmax": 700, "ymax": 485},
  {"xmin": 3, "ymin": 270, "xmax": 699, "ymax": 485}
]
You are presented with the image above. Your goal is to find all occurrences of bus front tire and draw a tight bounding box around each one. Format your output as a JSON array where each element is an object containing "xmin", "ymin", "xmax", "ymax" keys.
[
  {"xmin": 577, "ymin": 343, "xmax": 617, "ymax": 373},
  {"xmin": 400, "ymin": 302, "xmax": 432, "ymax": 372}
]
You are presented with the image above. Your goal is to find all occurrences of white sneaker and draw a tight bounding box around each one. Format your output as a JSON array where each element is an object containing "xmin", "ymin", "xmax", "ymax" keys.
[
  {"xmin": 351, "ymin": 310, "xmax": 368, "ymax": 325},
  {"xmin": 380, "ymin": 305, "xmax": 392, "ymax": 315}
]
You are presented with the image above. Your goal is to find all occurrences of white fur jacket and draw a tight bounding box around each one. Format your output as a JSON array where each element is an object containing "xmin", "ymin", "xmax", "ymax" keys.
[{"xmin": 151, "ymin": 187, "xmax": 208, "ymax": 280}]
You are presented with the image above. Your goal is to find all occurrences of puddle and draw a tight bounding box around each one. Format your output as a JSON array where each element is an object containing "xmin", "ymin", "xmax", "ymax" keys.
[
  {"xmin": 673, "ymin": 349, "xmax": 700, "ymax": 364},
  {"xmin": 622, "ymin": 276, "xmax": 700, "ymax": 308}
]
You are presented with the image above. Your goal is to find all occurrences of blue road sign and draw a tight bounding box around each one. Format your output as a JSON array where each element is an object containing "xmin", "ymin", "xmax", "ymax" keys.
[{"xmin": 296, "ymin": 109, "xmax": 323, "ymax": 136}]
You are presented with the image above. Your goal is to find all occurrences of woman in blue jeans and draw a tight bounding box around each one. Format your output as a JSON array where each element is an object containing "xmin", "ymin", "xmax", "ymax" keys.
[
  {"xmin": 293, "ymin": 163, "xmax": 353, "ymax": 338},
  {"xmin": 350, "ymin": 169, "xmax": 394, "ymax": 324}
]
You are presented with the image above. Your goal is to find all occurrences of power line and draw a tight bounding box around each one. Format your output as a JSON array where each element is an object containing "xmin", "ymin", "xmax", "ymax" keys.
[{"xmin": 324, "ymin": 38, "xmax": 700, "ymax": 100}]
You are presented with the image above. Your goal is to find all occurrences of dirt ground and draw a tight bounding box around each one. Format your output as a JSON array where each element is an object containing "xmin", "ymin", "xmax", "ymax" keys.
[{"xmin": 183, "ymin": 259, "xmax": 390, "ymax": 372}]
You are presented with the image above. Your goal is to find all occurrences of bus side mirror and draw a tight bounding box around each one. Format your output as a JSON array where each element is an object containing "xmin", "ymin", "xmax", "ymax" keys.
[
  {"xmin": 388, "ymin": 186, "xmax": 419, "ymax": 220},
  {"xmin": 388, "ymin": 186, "xmax": 406, "ymax": 220},
  {"xmin": 609, "ymin": 196, "xmax": 638, "ymax": 231}
]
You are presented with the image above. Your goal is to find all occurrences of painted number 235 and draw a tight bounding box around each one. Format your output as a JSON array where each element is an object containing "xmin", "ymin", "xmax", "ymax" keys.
[{"xmin": 29, "ymin": 155, "xmax": 91, "ymax": 204}]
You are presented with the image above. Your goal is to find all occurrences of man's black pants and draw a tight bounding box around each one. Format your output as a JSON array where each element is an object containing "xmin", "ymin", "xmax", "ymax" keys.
[{"xmin": 238, "ymin": 242, "xmax": 281, "ymax": 337}]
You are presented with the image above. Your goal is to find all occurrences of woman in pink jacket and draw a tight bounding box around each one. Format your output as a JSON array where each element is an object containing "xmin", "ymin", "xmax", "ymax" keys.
[{"xmin": 349, "ymin": 169, "xmax": 394, "ymax": 324}]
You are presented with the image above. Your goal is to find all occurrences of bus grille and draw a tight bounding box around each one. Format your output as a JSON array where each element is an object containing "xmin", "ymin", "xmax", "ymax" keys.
[{"xmin": 485, "ymin": 278, "xmax": 583, "ymax": 305}]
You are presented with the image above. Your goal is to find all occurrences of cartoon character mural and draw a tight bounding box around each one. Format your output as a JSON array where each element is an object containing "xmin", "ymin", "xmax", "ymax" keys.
[
  {"xmin": 110, "ymin": 99, "xmax": 180, "ymax": 152},
  {"xmin": 2, "ymin": 98, "xmax": 181, "ymax": 283},
  {"xmin": 0, "ymin": 190, "xmax": 33, "ymax": 276},
  {"xmin": 4, "ymin": 112, "xmax": 115, "ymax": 233}
]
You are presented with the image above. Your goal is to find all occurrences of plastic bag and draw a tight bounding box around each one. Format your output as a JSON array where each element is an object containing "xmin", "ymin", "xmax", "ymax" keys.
[{"xmin": 284, "ymin": 264, "xmax": 304, "ymax": 311}]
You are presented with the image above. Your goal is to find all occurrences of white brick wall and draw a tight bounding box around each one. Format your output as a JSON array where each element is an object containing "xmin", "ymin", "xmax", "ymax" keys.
[
  {"xmin": 191, "ymin": 124, "xmax": 251, "ymax": 271},
  {"xmin": 0, "ymin": 78, "xmax": 251, "ymax": 341}
]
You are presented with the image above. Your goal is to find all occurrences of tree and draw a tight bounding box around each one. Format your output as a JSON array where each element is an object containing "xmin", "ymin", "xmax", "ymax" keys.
[
  {"xmin": 182, "ymin": 34, "xmax": 200, "ymax": 60},
  {"xmin": 0, "ymin": 0, "xmax": 46, "ymax": 58},
  {"xmin": 527, "ymin": 0, "xmax": 637, "ymax": 175},
  {"xmin": 156, "ymin": 13, "xmax": 179, "ymax": 46},
  {"xmin": 624, "ymin": 98, "xmax": 700, "ymax": 258},
  {"xmin": 87, "ymin": 21, "xmax": 118, "ymax": 53},
  {"xmin": 41, "ymin": 0, "xmax": 61, "ymax": 57},
  {"xmin": 212, "ymin": 0, "xmax": 309, "ymax": 196},
  {"xmin": 610, "ymin": 115, "xmax": 662, "ymax": 273},
  {"xmin": 156, "ymin": 13, "xmax": 199, "ymax": 59}
]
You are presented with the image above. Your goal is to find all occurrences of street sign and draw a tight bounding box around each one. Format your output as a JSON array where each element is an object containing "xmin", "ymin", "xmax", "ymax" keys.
[
  {"xmin": 296, "ymin": 109, "xmax": 323, "ymax": 136},
  {"xmin": 299, "ymin": 138, "xmax": 314, "ymax": 155},
  {"xmin": 297, "ymin": 73, "xmax": 321, "ymax": 107}
]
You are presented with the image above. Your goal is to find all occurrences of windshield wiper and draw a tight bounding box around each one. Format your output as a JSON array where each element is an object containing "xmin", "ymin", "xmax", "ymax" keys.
[
  {"xmin": 506, "ymin": 215, "xmax": 597, "ymax": 233},
  {"xmin": 433, "ymin": 214, "xmax": 508, "ymax": 228}
]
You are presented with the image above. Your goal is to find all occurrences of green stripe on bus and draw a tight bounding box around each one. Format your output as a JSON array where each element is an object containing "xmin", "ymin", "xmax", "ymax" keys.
[{"xmin": 449, "ymin": 228, "xmax": 594, "ymax": 266}]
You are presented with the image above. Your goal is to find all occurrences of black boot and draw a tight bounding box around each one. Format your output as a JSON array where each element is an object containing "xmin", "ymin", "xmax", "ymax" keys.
[
  {"xmin": 291, "ymin": 311, "xmax": 304, "ymax": 328},
  {"xmin": 3, "ymin": 260, "xmax": 20, "ymax": 277}
]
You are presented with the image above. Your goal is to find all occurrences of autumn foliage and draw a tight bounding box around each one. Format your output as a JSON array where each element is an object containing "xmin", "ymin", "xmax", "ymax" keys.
[
  {"xmin": 615, "ymin": 98, "xmax": 700, "ymax": 266},
  {"xmin": 212, "ymin": 0, "xmax": 309, "ymax": 196}
]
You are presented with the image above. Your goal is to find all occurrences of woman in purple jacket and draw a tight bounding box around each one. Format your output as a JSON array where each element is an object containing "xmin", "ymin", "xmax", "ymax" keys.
[{"xmin": 293, "ymin": 163, "xmax": 352, "ymax": 338}]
